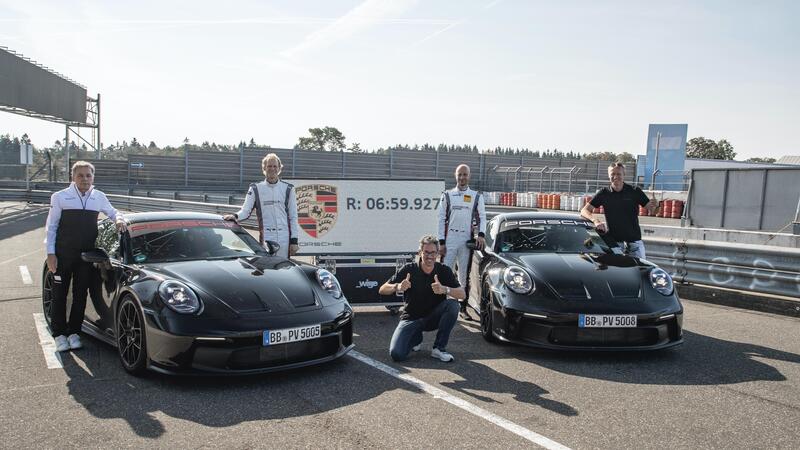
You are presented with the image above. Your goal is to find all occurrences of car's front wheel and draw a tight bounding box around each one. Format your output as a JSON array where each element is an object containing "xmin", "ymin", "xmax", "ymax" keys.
[
  {"xmin": 480, "ymin": 287, "xmax": 498, "ymax": 343},
  {"xmin": 116, "ymin": 296, "xmax": 147, "ymax": 376},
  {"xmin": 42, "ymin": 267, "xmax": 54, "ymax": 328}
]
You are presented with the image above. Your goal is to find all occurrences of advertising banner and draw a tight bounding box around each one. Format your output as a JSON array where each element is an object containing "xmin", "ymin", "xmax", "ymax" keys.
[{"xmin": 289, "ymin": 179, "xmax": 445, "ymax": 255}]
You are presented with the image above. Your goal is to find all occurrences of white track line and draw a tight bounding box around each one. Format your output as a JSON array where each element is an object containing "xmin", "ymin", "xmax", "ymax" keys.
[
  {"xmin": 19, "ymin": 265, "xmax": 32, "ymax": 285},
  {"xmin": 33, "ymin": 313, "xmax": 63, "ymax": 369},
  {"xmin": 348, "ymin": 350, "xmax": 571, "ymax": 450}
]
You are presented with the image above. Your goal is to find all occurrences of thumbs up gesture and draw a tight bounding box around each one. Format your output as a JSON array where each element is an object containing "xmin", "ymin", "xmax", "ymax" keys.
[
  {"xmin": 398, "ymin": 273, "xmax": 412, "ymax": 292},
  {"xmin": 431, "ymin": 274, "xmax": 446, "ymax": 295}
]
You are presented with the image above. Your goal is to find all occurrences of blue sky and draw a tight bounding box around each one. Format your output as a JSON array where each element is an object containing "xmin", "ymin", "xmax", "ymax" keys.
[{"xmin": 1, "ymin": 0, "xmax": 797, "ymax": 160}]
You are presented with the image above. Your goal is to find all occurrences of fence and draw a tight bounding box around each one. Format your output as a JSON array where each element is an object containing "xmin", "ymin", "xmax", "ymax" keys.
[
  {"xmin": 645, "ymin": 237, "xmax": 800, "ymax": 299},
  {"xmin": 72, "ymin": 147, "xmax": 637, "ymax": 193},
  {"xmin": 687, "ymin": 167, "xmax": 800, "ymax": 232}
]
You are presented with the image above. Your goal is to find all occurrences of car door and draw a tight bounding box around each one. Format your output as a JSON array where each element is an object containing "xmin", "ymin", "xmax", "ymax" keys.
[
  {"xmin": 468, "ymin": 218, "xmax": 499, "ymax": 311},
  {"xmin": 87, "ymin": 218, "xmax": 124, "ymax": 335}
]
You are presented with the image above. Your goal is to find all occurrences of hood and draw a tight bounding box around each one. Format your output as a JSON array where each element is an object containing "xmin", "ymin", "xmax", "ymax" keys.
[
  {"xmin": 147, "ymin": 256, "xmax": 318, "ymax": 315},
  {"xmin": 506, "ymin": 252, "xmax": 645, "ymax": 300}
]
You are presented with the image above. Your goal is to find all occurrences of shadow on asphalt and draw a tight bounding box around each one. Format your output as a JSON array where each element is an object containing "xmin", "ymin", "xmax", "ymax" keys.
[
  {"xmin": 56, "ymin": 307, "xmax": 800, "ymax": 438},
  {"xmin": 59, "ymin": 340, "xmax": 416, "ymax": 439},
  {"xmin": 451, "ymin": 316, "xmax": 800, "ymax": 386},
  {"xmin": 0, "ymin": 204, "xmax": 48, "ymax": 241}
]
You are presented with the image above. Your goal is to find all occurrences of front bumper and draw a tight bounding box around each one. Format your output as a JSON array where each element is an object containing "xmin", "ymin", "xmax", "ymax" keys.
[
  {"xmin": 143, "ymin": 315, "xmax": 354, "ymax": 375},
  {"xmin": 493, "ymin": 307, "xmax": 683, "ymax": 351}
]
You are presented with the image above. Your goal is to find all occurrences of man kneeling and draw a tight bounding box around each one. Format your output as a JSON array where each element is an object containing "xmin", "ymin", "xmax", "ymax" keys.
[{"xmin": 380, "ymin": 235, "xmax": 465, "ymax": 362}]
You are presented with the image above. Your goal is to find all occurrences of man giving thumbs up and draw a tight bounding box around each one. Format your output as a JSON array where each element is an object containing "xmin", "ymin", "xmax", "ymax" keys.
[{"xmin": 379, "ymin": 235, "xmax": 465, "ymax": 362}]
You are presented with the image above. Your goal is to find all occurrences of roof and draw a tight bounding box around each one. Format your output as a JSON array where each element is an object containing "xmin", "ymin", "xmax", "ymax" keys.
[
  {"xmin": 493, "ymin": 211, "xmax": 586, "ymax": 221},
  {"xmin": 124, "ymin": 211, "xmax": 223, "ymax": 224},
  {"xmin": 777, "ymin": 155, "xmax": 800, "ymax": 165}
]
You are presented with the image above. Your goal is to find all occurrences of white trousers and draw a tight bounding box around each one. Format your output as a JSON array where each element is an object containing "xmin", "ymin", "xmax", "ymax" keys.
[{"xmin": 443, "ymin": 237, "xmax": 471, "ymax": 289}]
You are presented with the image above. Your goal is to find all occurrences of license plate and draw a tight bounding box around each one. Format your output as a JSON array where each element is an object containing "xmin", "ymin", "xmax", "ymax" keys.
[
  {"xmin": 263, "ymin": 324, "xmax": 321, "ymax": 346},
  {"xmin": 579, "ymin": 314, "xmax": 637, "ymax": 328}
]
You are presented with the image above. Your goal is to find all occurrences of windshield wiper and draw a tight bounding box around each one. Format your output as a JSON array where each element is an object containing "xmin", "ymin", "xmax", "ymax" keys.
[{"xmin": 204, "ymin": 255, "xmax": 252, "ymax": 260}]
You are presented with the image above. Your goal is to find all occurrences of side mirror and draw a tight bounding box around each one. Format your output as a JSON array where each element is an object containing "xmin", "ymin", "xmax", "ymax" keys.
[
  {"xmin": 82, "ymin": 248, "xmax": 110, "ymax": 263},
  {"xmin": 265, "ymin": 240, "xmax": 280, "ymax": 255}
]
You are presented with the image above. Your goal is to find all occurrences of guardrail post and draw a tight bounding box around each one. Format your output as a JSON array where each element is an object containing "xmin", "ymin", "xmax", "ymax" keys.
[
  {"xmin": 239, "ymin": 143, "xmax": 244, "ymax": 187},
  {"xmin": 184, "ymin": 151, "xmax": 189, "ymax": 187}
]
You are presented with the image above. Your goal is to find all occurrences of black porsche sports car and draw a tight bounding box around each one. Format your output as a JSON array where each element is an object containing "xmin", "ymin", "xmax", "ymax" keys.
[
  {"xmin": 42, "ymin": 212, "xmax": 354, "ymax": 375},
  {"xmin": 467, "ymin": 212, "xmax": 683, "ymax": 350}
]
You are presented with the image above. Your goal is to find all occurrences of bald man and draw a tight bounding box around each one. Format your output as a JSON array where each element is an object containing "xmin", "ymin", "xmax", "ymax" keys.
[{"xmin": 437, "ymin": 164, "xmax": 486, "ymax": 315}]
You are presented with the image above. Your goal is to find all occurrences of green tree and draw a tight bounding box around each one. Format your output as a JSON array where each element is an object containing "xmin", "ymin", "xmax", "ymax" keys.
[
  {"xmin": 348, "ymin": 142, "xmax": 362, "ymax": 153},
  {"xmin": 296, "ymin": 127, "xmax": 346, "ymax": 152},
  {"xmin": 686, "ymin": 137, "xmax": 736, "ymax": 160},
  {"xmin": 745, "ymin": 157, "xmax": 776, "ymax": 163}
]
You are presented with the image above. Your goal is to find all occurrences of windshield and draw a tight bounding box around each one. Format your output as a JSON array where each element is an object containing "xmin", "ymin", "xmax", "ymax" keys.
[
  {"xmin": 128, "ymin": 219, "xmax": 265, "ymax": 263},
  {"xmin": 497, "ymin": 224, "xmax": 612, "ymax": 254}
]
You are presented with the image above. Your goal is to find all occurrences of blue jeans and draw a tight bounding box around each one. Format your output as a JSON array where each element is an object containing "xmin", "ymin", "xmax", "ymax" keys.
[
  {"xmin": 389, "ymin": 300, "xmax": 460, "ymax": 362},
  {"xmin": 617, "ymin": 240, "xmax": 646, "ymax": 259}
]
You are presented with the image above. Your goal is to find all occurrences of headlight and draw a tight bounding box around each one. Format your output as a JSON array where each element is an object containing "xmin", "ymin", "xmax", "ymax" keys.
[
  {"xmin": 158, "ymin": 280, "xmax": 201, "ymax": 314},
  {"xmin": 649, "ymin": 268, "xmax": 674, "ymax": 296},
  {"xmin": 503, "ymin": 266, "xmax": 534, "ymax": 294},
  {"xmin": 316, "ymin": 269, "xmax": 342, "ymax": 299}
]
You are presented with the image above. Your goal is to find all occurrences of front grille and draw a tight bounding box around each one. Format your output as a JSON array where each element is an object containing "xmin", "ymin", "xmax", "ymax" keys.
[
  {"xmin": 549, "ymin": 327, "xmax": 658, "ymax": 347},
  {"xmin": 226, "ymin": 335, "xmax": 341, "ymax": 370}
]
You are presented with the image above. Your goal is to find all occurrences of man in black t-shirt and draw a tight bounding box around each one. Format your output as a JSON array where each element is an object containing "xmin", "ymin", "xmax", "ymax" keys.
[
  {"xmin": 580, "ymin": 162, "xmax": 657, "ymax": 259},
  {"xmin": 379, "ymin": 235, "xmax": 466, "ymax": 362}
]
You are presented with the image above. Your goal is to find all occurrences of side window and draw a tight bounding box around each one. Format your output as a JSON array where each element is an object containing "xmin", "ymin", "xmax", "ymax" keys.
[
  {"xmin": 484, "ymin": 219, "xmax": 499, "ymax": 252},
  {"xmin": 95, "ymin": 218, "xmax": 120, "ymax": 258}
]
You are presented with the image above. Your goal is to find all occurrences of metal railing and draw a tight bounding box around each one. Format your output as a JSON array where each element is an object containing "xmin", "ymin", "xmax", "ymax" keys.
[
  {"xmin": 645, "ymin": 237, "xmax": 800, "ymax": 299},
  {"xmin": 4, "ymin": 188, "xmax": 798, "ymax": 299}
]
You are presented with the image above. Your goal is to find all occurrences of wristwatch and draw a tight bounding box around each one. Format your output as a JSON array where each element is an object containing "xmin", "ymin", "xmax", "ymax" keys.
[{"xmin": 445, "ymin": 286, "xmax": 451, "ymax": 296}]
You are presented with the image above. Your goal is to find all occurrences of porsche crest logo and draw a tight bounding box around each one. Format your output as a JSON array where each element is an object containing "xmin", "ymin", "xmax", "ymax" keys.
[{"xmin": 296, "ymin": 184, "xmax": 338, "ymax": 238}]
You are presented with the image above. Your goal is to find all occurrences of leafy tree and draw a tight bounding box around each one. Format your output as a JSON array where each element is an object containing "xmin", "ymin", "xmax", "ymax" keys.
[
  {"xmin": 296, "ymin": 127, "xmax": 346, "ymax": 152},
  {"xmin": 249, "ymin": 138, "xmax": 256, "ymax": 147},
  {"xmin": 686, "ymin": 137, "xmax": 736, "ymax": 160},
  {"xmin": 349, "ymin": 142, "xmax": 362, "ymax": 153},
  {"xmin": 745, "ymin": 157, "xmax": 776, "ymax": 163}
]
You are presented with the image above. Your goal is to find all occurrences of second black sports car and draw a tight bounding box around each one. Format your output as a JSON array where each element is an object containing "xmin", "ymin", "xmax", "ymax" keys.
[
  {"xmin": 42, "ymin": 211, "xmax": 354, "ymax": 375},
  {"xmin": 467, "ymin": 212, "xmax": 683, "ymax": 350}
]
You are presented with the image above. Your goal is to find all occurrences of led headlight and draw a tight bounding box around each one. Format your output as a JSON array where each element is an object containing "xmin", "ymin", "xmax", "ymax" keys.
[
  {"xmin": 649, "ymin": 268, "xmax": 674, "ymax": 296},
  {"xmin": 316, "ymin": 269, "xmax": 343, "ymax": 299},
  {"xmin": 158, "ymin": 280, "xmax": 201, "ymax": 313},
  {"xmin": 503, "ymin": 266, "xmax": 534, "ymax": 294}
]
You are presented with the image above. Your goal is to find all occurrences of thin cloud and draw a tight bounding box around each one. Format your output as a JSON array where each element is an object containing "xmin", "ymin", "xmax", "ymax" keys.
[
  {"xmin": 280, "ymin": 0, "xmax": 423, "ymax": 60},
  {"xmin": 484, "ymin": 0, "xmax": 504, "ymax": 10},
  {"xmin": 406, "ymin": 20, "xmax": 461, "ymax": 49}
]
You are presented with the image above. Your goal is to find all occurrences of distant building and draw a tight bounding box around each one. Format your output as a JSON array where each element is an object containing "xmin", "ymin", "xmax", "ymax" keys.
[{"xmin": 777, "ymin": 155, "xmax": 800, "ymax": 165}]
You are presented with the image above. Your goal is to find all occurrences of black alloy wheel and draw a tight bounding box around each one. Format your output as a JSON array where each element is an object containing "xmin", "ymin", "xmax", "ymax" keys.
[
  {"xmin": 116, "ymin": 297, "xmax": 147, "ymax": 375},
  {"xmin": 42, "ymin": 269, "xmax": 54, "ymax": 328},
  {"xmin": 480, "ymin": 287, "xmax": 498, "ymax": 343}
]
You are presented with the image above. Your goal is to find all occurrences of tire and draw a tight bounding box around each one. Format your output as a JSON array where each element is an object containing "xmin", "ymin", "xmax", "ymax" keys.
[
  {"xmin": 116, "ymin": 296, "xmax": 148, "ymax": 376},
  {"xmin": 480, "ymin": 288, "xmax": 498, "ymax": 343},
  {"xmin": 42, "ymin": 268, "xmax": 54, "ymax": 328}
]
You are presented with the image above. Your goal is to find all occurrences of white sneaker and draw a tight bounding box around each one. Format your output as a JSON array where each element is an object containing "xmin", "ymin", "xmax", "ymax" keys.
[
  {"xmin": 54, "ymin": 335, "xmax": 69, "ymax": 352},
  {"xmin": 431, "ymin": 348, "xmax": 454, "ymax": 362},
  {"xmin": 412, "ymin": 344, "xmax": 422, "ymax": 352},
  {"xmin": 67, "ymin": 334, "xmax": 82, "ymax": 350}
]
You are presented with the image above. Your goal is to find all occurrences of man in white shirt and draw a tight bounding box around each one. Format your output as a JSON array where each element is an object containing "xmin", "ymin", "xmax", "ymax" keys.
[
  {"xmin": 44, "ymin": 161, "xmax": 126, "ymax": 352},
  {"xmin": 437, "ymin": 164, "xmax": 487, "ymax": 315},
  {"xmin": 224, "ymin": 153, "xmax": 300, "ymax": 258}
]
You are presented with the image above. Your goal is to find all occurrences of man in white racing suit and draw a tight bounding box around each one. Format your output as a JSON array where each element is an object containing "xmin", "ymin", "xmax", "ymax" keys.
[
  {"xmin": 437, "ymin": 164, "xmax": 486, "ymax": 314},
  {"xmin": 224, "ymin": 153, "xmax": 300, "ymax": 258}
]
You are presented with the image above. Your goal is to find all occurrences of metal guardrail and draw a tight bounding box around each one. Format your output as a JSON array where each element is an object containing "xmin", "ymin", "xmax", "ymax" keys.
[
  {"xmin": 645, "ymin": 237, "xmax": 800, "ymax": 299},
  {"xmin": 4, "ymin": 188, "xmax": 799, "ymax": 299}
]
